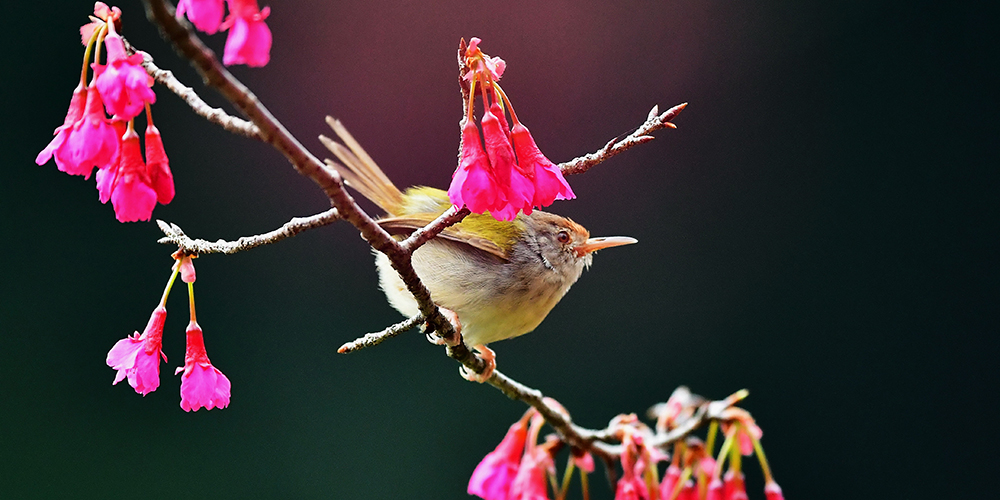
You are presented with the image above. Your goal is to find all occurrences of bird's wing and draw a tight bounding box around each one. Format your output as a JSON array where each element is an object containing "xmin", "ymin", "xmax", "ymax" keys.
[{"xmin": 377, "ymin": 215, "xmax": 511, "ymax": 261}]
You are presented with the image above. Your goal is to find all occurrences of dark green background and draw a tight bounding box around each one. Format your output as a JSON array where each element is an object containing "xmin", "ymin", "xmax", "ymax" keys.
[{"xmin": 2, "ymin": 1, "xmax": 994, "ymax": 498}]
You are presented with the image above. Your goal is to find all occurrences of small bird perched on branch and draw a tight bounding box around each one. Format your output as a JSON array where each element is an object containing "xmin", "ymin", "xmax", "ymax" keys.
[{"xmin": 321, "ymin": 118, "xmax": 635, "ymax": 382}]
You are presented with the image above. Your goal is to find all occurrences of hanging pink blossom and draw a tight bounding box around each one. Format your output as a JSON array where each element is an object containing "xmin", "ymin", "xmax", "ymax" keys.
[
  {"xmin": 764, "ymin": 481, "xmax": 785, "ymax": 500},
  {"xmin": 222, "ymin": 0, "xmax": 271, "ymax": 67},
  {"xmin": 707, "ymin": 478, "xmax": 724, "ymax": 500},
  {"xmin": 110, "ymin": 127, "xmax": 157, "ymax": 222},
  {"xmin": 467, "ymin": 419, "xmax": 528, "ymax": 500},
  {"xmin": 94, "ymin": 31, "xmax": 155, "ymax": 120},
  {"xmin": 723, "ymin": 471, "xmax": 747, "ymax": 500},
  {"xmin": 448, "ymin": 120, "xmax": 503, "ymax": 214},
  {"xmin": 176, "ymin": 0, "xmax": 225, "ymax": 34},
  {"xmin": 53, "ymin": 86, "xmax": 120, "ymax": 178},
  {"xmin": 176, "ymin": 321, "xmax": 231, "ymax": 411},
  {"xmin": 481, "ymin": 108, "xmax": 532, "ymax": 221},
  {"xmin": 508, "ymin": 447, "xmax": 552, "ymax": 500},
  {"xmin": 106, "ymin": 305, "xmax": 167, "ymax": 396},
  {"xmin": 36, "ymin": 84, "xmax": 87, "ymax": 172},
  {"xmin": 145, "ymin": 124, "xmax": 174, "ymax": 205},
  {"xmin": 95, "ymin": 120, "xmax": 127, "ymax": 204},
  {"xmin": 510, "ymin": 123, "xmax": 575, "ymax": 207}
]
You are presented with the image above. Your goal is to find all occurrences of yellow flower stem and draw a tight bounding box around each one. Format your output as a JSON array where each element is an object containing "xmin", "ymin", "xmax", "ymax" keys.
[
  {"xmin": 557, "ymin": 456, "xmax": 576, "ymax": 500},
  {"xmin": 465, "ymin": 77, "xmax": 477, "ymax": 122},
  {"xmin": 750, "ymin": 429, "xmax": 774, "ymax": 484},
  {"xmin": 579, "ymin": 469, "xmax": 590, "ymax": 500},
  {"xmin": 705, "ymin": 420, "xmax": 719, "ymax": 457},
  {"xmin": 187, "ymin": 281, "xmax": 196, "ymax": 323},
  {"xmin": 712, "ymin": 430, "xmax": 734, "ymax": 480},
  {"xmin": 479, "ymin": 77, "xmax": 493, "ymax": 114},
  {"xmin": 80, "ymin": 27, "xmax": 103, "ymax": 86},
  {"xmin": 92, "ymin": 23, "xmax": 109, "ymax": 81},
  {"xmin": 145, "ymin": 102, "xmax": 154, "ymax": 127},
  {"xmin": 159, "ymin": 265, "xmax": 180, "ymax": 307},
  {"xmin": 492, "ymin": 84, "xmax": 520, "ymax": 126},
  {"xmin": 667, "ymin": 466, "xmax": 692, "ymax": 500}
]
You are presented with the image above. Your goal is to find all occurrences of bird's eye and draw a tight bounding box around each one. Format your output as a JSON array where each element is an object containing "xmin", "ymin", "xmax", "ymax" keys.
[{"xmin": 556, "ymin": 230, "xmax": 571, "ymax": 244}]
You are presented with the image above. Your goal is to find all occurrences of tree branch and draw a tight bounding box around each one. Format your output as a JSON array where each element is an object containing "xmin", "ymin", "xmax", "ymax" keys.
[
  {"xmin": 337, "ymin": 314, "xmax": 424, "ymax": 353},
  {"xmin": 137, "ymin": 51, "xmax": 261, "ymax": 139},
  {"xmin": 400, "ymin": 206, "xmax": 471, "ymax": 253},
  {"xmin": 558, "ymin": 103, "xmax": 688, "ymax": 176},
  {"xmin": 154, "ymin": 209, "xmax": 340, "ymax": 254}
]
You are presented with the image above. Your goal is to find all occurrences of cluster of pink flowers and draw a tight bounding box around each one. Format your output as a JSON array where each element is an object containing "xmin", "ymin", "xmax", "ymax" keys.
[
  {"xmin": 106, "ymin": 255, "xmax": 231, "ymax": 411},
  {"xmin": 468, "ymin": 406, "xmax": 576, "ymax": 500},
  {"xmin": 448, "ymin": 38, "xmax": 575, "ymax": 221},
  {"xmin": 469, "ymin": 390, "xmax": 786, "ymax": 500},
  {"xmin": 177, "ymin": 0, "xmax": 272, "ymax": 67},
  {"xmin": 36, "ymin": 3, "xmax": 173, "ymax": 222}
]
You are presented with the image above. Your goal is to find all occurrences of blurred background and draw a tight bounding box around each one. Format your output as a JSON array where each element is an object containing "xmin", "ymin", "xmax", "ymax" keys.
[{"xmin": 2, "ymin": 0, "xmax": 994, "ymax": 498}]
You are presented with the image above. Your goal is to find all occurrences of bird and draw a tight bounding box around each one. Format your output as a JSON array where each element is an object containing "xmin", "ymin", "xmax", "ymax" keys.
[{"xmin": 320, "ymin": 117, "xmax": 636, "ymax": 382}]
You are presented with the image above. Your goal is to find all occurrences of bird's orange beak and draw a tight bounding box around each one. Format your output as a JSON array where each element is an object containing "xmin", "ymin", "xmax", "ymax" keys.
[{"xmin": 574, "ymin": 236, "xmax": 638, "ymax": 257}]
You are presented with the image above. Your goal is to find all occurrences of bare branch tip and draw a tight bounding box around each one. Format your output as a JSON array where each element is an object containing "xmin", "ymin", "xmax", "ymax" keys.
[
  {"xmin": 647, "ymin": 105, "xmax": 660, "ymax": 121},
  {"xmin": 156, "ymin": 219, "xmax": 172, "ymax": 234}
]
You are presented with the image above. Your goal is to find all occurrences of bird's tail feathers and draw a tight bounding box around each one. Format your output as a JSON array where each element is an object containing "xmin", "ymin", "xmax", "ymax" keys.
[{"xmin": 320, "ymin": 117, "xmax": 404, "ymax": 214}]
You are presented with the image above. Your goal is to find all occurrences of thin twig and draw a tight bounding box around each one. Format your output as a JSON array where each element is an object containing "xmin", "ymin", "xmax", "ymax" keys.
[
  {"xmin": 338, "ymin": 314, "xmax": 424, "ymax": 353},
  {"xmin": 400, "ymin": 206, "xmax": 471, "ymax": 253},
  {"xmin": 155, "ymin": 208, "xmax": 340, "ymax": 254},
  {"xmin": 558, "ymin": 103, "xmax": 688, "ymax": 176},
  {"xmin": 139, "ymin": 53, "xmax": 261, "ymax": 139}
]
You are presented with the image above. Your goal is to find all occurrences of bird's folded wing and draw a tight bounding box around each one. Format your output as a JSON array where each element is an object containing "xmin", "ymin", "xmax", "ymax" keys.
[{"xmin": 377, "ymin": 215, "xmax": 511, "ymax": 261}]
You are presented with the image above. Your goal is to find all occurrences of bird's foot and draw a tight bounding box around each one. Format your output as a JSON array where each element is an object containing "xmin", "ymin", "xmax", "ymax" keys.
[
  {"xmin": 426, "ymin": 308, "xmax": 462, "ymax": 347},
  {"xmin": 460, "ymin": 344, "xmax": 496, "ymax": 383}
]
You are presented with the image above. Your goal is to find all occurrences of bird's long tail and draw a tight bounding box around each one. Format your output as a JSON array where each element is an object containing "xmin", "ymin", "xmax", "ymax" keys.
[{"xmin": 319, "ymin": 117, "xmax": 404, "ymax": 214}]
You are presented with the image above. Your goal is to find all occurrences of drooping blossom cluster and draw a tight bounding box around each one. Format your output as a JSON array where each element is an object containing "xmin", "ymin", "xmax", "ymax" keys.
[
  {"xmin": 448, "ymin": 38, "xmax": 575, "ymax": 221},
  {"xmin": 468, "ymin": 405, "xmax": 569, "ymax": 500},
  {"xmin": 177, "ymin": 0, "xmax": 272, "ymax": 67},
  {"xmin": 106, "ymin": 254, "xmax": 231, "ymax": 412},
  {"xmin": 36, "ymin": 3, "xmax": 173, "ymax": 222},
  {"xmin": 468, "ymin": 389, "xmax": 785, "ymax": 500}
]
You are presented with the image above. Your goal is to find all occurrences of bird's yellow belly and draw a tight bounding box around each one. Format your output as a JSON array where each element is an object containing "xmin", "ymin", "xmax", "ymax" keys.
[{"xmin": 375, "ymin": 240, "xmax": 570, "ymax": 346}]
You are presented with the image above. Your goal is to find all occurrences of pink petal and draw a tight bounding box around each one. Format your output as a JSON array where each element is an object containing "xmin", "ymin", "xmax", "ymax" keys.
[
  {"xmin": 145, "ymin": 125, "xmax": 174, "ymax": 205},
  {"xmin": 177, "ymin": 0, "xmax": 225, "ymax": 34},
  {"xmin": 223, "ymin": 15, "xmax": 272, "ymax": 67},
  {"xmin": 448, "ymin": 120, "xmax": 501, "ymax": 214}
]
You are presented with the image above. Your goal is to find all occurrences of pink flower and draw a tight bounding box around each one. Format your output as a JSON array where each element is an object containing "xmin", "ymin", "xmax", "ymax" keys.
[
  {"xmin": 614, "ymin": 475, "xmax": 649, "ymax": 500},
  {"xmin": 176, "ymin": 321, "xmax": 231, "ymax": 411},
  {"xmin": 106, "ymin": 305, "xmax": 167, "ymax": 396},
  {"xmin": 96, "ymin": 120, "xmax": 128, "ymax": 204},
  {"xmin": 572, "ymin": 450, "xmax": 594, "ymax": 473},
  {"xmin": 707, "ymin": 478, "xmax": 724, "ymax": 500},
  {"xmin": 109, "ymin": 127, "xmax": 157, "ymax": 222},
  {"xmin": 481, "ymin": 108, "xmax": 533, "ymax": 221},
  {"xmin": 676, "ymin": 479, "xmax": 697, "ymax": 500},
  {"xmin": 510, "ymin": 123, "xmax": 575, "ymax": 208},
  {"xmin": 222, "ymin": 1, "xmax": 272, "ymax": 67},
  {"xmin": 36, "ymin": 84, "xmax": 87, "ymax": 172},
  {"xmin": 764, "ymin": 481, "xmax": 785, "ymax": 500},
  {"xmin": 177, "ymin": 0, "xmax": 225, "ymax": 34},
  {"xmin": 468, "ymin": 419, "xmax": 528, "ymax": 500},
  {"xmin": 465, "ymin": 38, "xmax": 505, "ymax": 81},
  {"xmin": 659, "ymin": 464, "xmax": 682, "ymax": 500},
  {"xmin": 723, "ymin": 471, "xmax": 748, "ymax": 500},
  {"xmin": 177, "ymin": 256, "xmax": 197, "ymax": 283},
  {"xmin": 144, "ymin": 124, "xmax": 174, "ymax": 205},
  {"xmin": 52, "ymin": 85, "xmax": 120, "ymax": 178},
  {"xmin": 508, "ymin": 447, "xmax": 552, "ymax": 500},
  {"xmin": 449, "ymin": 120, "xmax": 502, "ymax": 214},
  {"xmin": 94, "ymin": 31, "xmax": 155, "ymax": 120}
]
